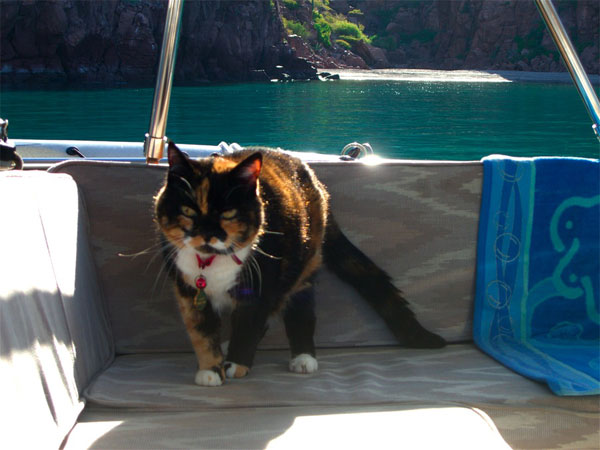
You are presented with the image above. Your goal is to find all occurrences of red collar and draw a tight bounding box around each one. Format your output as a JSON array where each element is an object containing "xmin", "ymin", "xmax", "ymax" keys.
[
  {"xmin": 196, "ymin": 254, "xmax": 216, "ymax": 269},
  {"xmin": 196, "ymin": 253, "xmax": 243, "ymax": 269}
]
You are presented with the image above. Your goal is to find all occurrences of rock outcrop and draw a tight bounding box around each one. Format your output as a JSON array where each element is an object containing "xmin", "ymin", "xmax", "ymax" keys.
[
  {"xmin": 1, "ymin": 0, "xmax": 313, "ymax": 85},
  {"xmin": 330, "ymin": 0, "xmax": 598, "ymax": 74}
]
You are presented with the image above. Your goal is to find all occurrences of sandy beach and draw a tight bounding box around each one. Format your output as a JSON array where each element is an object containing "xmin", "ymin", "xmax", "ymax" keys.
[{"xmin": 323, "ymin": 68, "xmax": 600, "ymax": 84}]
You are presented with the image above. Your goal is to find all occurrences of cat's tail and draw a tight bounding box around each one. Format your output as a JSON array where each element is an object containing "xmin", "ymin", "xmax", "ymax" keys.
[{"xmin": 322, "ymin": 216, "xmax": 446, "ymax": 348}]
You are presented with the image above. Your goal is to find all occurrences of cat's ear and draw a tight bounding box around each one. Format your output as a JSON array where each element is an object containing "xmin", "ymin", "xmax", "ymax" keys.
[
  {"xmin": 232, "ymin": 152, "xmax": 262, "ymax": 187},
  {"xmin": 167, "ymin": 141, "xmax": 190, "ymax": 170},
  {"xmin": 166, "ymin": 141, "xmax": 194, "ymax": 187}
]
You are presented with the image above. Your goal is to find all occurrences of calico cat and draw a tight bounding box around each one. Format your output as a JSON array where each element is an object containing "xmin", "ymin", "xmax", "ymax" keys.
[{"xmin": 154, "ymin": 141, "xmax": 445, "ymax": 386}]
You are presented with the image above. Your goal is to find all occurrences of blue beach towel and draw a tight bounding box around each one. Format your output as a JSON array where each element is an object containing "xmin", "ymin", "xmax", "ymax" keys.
[{"xmin": 474, "ymin": 155, "xmax": 600, "ymax": 396}]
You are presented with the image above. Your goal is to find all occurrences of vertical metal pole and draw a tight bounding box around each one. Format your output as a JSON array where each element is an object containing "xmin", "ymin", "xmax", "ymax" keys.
[
  {"xmin": 534, "ymin": 0, "xmax": 600, "ymax": 141},
  {"xmin": 144, "ymin": 0, "xmax": 185, "ymax": 164}
]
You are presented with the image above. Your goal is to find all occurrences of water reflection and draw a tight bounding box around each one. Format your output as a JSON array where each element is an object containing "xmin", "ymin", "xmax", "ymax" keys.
[{"xmin": 1, "ymin": 80, "xmax": 597, "ymax": 160}]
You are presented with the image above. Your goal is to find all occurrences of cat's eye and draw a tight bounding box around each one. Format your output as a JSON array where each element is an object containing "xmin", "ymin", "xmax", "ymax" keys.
[
  {"xmin": 221, "ymin": 209, "xmax": 237, "ymax": 220},
  {"xmin": 180, "ymin": 206, "xmax": 197, "ymax": 217}
]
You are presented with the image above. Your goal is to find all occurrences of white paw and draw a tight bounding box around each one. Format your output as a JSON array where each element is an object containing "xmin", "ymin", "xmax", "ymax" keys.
[
  {"xmin": 289, "ymin": 353, "xmax": 318, "ymax": 374},
  {"xmin": 194, "ymin": 369, "xmax": 223, "ymax": 386},
  {"xmin": 225, "ymin": 362, "xmax": 237, "ymax": 379},
  {"xmin": 224, "ymin": 361, "xmax": 249, "ymax": 379}
]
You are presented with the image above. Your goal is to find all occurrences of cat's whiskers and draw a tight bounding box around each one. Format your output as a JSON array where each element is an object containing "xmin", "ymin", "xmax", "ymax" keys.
[
  {"xmin": 151, "ymin": 243, "xmax": 181, "ymax": 298},
  {"xmin": 240, "ymin": 262, "xmax": 255, "ymax": 298},
  {"xmin": 145, "ymin": 241, "xmax": 173, "ymax": 271},
  {"xmin": 247, "ymin": 254, "xmax": 263, "ymax": 297},
  {"xmin": 248, "ymin": 259, "xmax": 257, "ymax": 295},
  {"xmin": 118, "ymin": 239, "xmax": 177, "ymax": 301},
  {"xmin": 232, "ymin": 240, "xmax": 262, "ymax": 297},
  {"xmin": 262, "ymin": 230, "xmax": 284, "ymax": 236},
  {"xmin": 253, "ymin": 245, "xmax": 282, "ymax": 260},
  {"xmin": 118, "ymin": 240, "xmax": 166, "ymax": 259}
]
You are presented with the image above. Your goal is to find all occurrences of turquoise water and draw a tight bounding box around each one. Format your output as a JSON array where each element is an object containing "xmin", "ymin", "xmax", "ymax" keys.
[{"xmin": 1, "ymin": 80, "xmax": 598, "ymax": 160}]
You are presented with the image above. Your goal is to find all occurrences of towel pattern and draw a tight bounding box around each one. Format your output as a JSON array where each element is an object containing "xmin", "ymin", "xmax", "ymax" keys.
[{"xmin": 474, "ymin": 156, "xmax": 599, "ymax": 395}]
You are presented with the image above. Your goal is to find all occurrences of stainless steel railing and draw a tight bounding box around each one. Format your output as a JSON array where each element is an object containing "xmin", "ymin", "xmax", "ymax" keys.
[
  {"xmin": 535, "ymin": 0, "xmax": 600, "ymax": 142},
  {"xmin": 141, "ymin": 0, "xmax": 599, "ymax": 165},
  {"xmin": 144, "ymin": 0, "xmax": 185, "ymax": 164}
]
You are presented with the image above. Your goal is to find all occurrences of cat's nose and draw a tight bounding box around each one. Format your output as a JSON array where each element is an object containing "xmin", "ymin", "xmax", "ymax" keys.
[
  {"xmin": 206, "ymin": 236, "xmax": 220, "ymax": 245},
  {"xmin": 198, "ymin": 228, "xmax": 227, "ymax": 244}
]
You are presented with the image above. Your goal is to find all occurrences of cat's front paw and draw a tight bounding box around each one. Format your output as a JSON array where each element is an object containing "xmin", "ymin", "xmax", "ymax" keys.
[
  {"xmin": 289, "ymin": 353, "xmax": 318, "ymax": 374},
  {"xmin": 195, "ymin": 369, "xmax": 224, "ymax": 387},
  {"xmin": 224, "ymin": 362, "xmax": 249, "ymax": 379}
]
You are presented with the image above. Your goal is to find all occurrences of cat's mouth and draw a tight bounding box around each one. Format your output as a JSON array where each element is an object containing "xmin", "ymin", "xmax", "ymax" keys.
[
  {"xmin": 182, "ymin": 236, "xmax": 233, "ymax": 255},
  {"xmin": 197, "ymin": 243, "xmax": 232, "ymax": 255}
]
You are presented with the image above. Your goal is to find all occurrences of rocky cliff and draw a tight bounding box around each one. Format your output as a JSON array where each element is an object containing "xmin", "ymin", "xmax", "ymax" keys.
[
  {"xmin": 345, "ymin": 0, "xmax": 598, "ymax": 73},
  {"xmin": 284, "ymin": 0, "xmax": 598, "ymax": 74},
  {"xmin": 1, "ymin": 0, "xmax": 294, "ymax": 85},
  {"xmin": 1, "ymin": 0, "xmax": 598, "ymax": 86}
]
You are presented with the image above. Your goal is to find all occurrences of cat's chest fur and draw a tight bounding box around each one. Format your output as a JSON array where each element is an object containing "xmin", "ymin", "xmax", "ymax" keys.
[{"xmin": 175, "ymin": 245, "xmax": 251, "ymax": 313}]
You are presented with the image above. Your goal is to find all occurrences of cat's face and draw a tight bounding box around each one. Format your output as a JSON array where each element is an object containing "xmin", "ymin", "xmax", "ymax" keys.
[{"xmin": 155, "ymin": 142, "xmax": 263, "ymax": 255}]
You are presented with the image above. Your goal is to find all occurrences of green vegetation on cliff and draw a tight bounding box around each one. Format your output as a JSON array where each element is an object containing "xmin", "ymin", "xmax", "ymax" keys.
[
  {"xmin": 281, "ymin": 0, "xmax": 370, "ymax": 51},
  {"xmin": 277, "ymin": 0, "xmax": 597, "ymax": 74}
]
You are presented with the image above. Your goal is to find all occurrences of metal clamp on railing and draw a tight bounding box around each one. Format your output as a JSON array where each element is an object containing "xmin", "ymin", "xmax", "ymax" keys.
[
  {"xmin": 535, "ymin": 0, "xmax": 600, "ymax": 142},
  {"xmin": 0, "ymin": 119, "xmax": 22, "ymax": 170},
  {"xmin": 144, "ymin": 0, "xmax": 185, "ymax": 164},
  {"xmin": 340, "ymin": 142, "xmax": 374, "ymax": 160}
]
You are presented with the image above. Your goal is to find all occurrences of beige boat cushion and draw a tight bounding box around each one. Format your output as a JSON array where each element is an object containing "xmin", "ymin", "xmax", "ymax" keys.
[
  {"xmin": 50, "ymin": 160, "xmax": 482, "ymax": 353},
  {"xmin": 65, "ymin": 405, "xmax": 511, "ymax": 450},
  {"xmin": 0, "ymin": 171, "xmax": 113, "ymax": 449},
  {"xmin": 77, "ymin": 345, "xmax": 598, "ymax": 449}
]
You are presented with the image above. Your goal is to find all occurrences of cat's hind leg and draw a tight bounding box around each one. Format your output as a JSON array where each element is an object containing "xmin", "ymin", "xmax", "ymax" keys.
[{"xmin": 283, "ymin": 285, "xmax": 318, "ymax": 374}]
